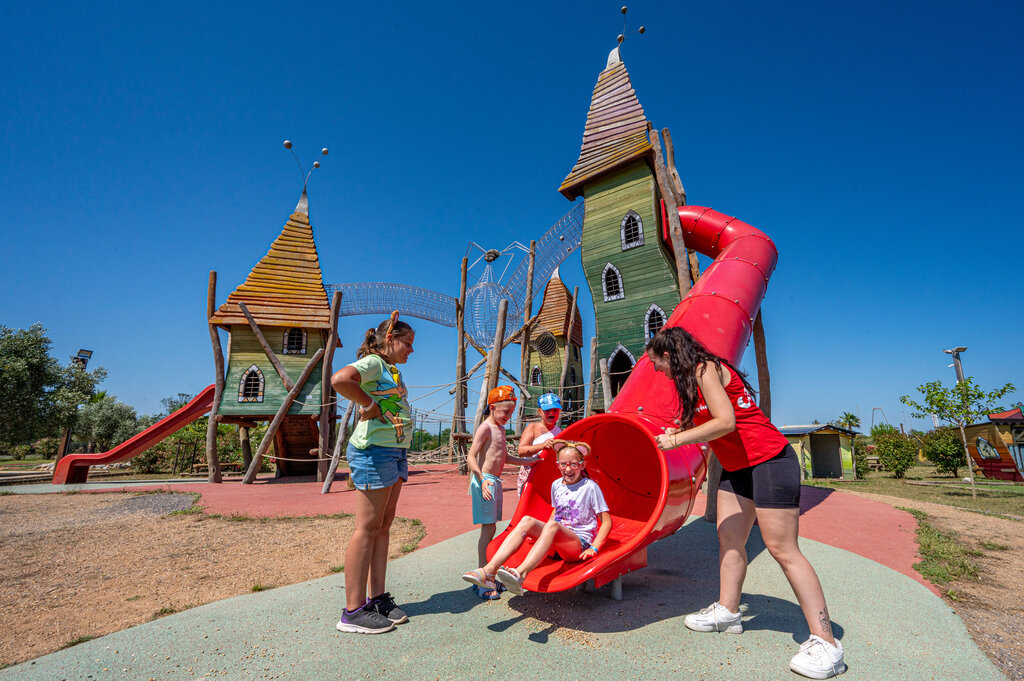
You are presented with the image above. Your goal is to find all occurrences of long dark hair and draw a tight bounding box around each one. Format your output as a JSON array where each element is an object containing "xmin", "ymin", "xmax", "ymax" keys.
[
  {"xmin": 647, "ymin": 327, "xmax": 756, "ymax": 427},
  {"xmin": 356, "ymin": 318, "xmax": 413, "ymax": 363}
]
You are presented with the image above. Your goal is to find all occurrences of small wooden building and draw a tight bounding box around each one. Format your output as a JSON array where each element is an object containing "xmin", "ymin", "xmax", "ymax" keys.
[
  {"xmin": 524, "ymin": 268, "xmax": 585, "ymax": 424},
  {"xmin": 779, "ymin": 424, "xmax": 858, "ymax": 480},
  {"xmin": 559, "ymin": 47, "xmax": 681, "ymax": 408},
  {"xmin": 208, "ymin": 190, "xmax": 334, "ymax": 476},
  {"xmin": 964, "ymin": 404, "xmax": 1024, "ymax": 482}
]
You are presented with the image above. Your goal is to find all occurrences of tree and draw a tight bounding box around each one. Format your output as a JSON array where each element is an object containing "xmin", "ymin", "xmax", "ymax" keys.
[
  {"xmin": 871, "ymin": 423, "xmax": 917, "ymax": 478},
  {"xmin": 901, "ymin": 377, "xmax": 1016, "ymax": 499},
  {"xmin": 0, "ymin": 324, "xmax": 105, "ymax": 451},
  {"xmin": 921, "ymin": 427, "xmax": 965, "ymax": 477},
  {"xmin": 833, "ymin": 411, "xmax": 861, "ymax": 431},
  {"xmin": 76, "ymin": 395, "xmax": 139, "ymax": 452}
]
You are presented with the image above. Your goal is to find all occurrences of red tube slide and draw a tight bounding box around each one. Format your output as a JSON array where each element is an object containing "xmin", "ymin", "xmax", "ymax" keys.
[
  {"xmin": 488, "ymin": 207, "xmax": 778, "ymax": 593},
  {"xmin": 53, "ymin": 385, "xmax": 216, "ymax": 484}
]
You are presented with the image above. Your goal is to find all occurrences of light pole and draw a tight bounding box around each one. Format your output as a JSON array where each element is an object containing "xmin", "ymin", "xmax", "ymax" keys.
[
  {"xmin": 942, "ymin": 345, "xmax": 977, "ymax": 498},
  {"xmin": 56, "ymin": 349, "xmax": 93, "ymax": 462},
  {"xmin": 943, "ymin": 346, "xmax": 967, "ymax": 382}
]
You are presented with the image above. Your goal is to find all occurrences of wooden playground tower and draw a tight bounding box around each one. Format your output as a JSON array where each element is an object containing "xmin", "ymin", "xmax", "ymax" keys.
[{"xmin": 204, "ymin": 189, "xmax": 342, "ymax": 483}]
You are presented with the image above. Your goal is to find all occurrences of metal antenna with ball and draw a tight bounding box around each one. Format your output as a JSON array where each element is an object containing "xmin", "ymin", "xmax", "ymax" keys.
[
  {"xmin": 617, "ymin": 5, "xmax": 645, "ymax": 45},
  {"xmin": 283, "ymin": 140, "xmax": 329, "ymax": 190}
]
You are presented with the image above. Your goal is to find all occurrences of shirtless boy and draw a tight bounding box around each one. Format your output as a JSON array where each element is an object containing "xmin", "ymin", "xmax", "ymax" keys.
[{"xmin": 465, "ymin": 385, "xmax": 540, "ymax": 599}]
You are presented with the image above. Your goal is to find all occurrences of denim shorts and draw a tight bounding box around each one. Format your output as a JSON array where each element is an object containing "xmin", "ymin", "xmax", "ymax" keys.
[{"xmin": 346, "ymin": 443, "xmax": 409, "ymax": 490}]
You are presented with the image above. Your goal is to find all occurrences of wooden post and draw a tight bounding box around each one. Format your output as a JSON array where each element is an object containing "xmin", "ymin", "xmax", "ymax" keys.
[
  {"xmin": 663, "ymin": 127, "xmax": 701, "ymax": 285},
  {"xmin": 752, "ymin": 310, "xmax": 772, "ymax": 420},
  {"xmin": 557, "ymin": 286, "xmax": 580, "ymax": 401},
  {"xmin": 450, "ymin": 257, "xmax": 469, "ymax": 446},
  {"xmin": 237, "ymin": 302, "xmax": 294, "ymax": 391},
  {"xmin": 239, "ymin": 426, "xmax": 252, "ymax": 471},
  {"xmin": 241, "ymin": 348, "xmax": 325, "ymax": 484},
  {"xmin": 703, "ymin": 456, "xmax": 723, "ymax": 524},
  {"xmin": 472, "ymin": 299, "xmax": 508, "ymax": 432},
  {"xmin": 648, "ymin": 124, "xmax": 692, "ymax": 299},
  {"xmin": 318, "ymin": 291, "xmax": 342, "ymax": 481},
  {"xmin": 585, "ymin": 336, "xmax": 598, "ymax": 417},
  {"xmin": 204, "ymin": 271, "xmax": 225, "ymax": 483},
  {"xmin": 599, "ymin": 358, "xmax": 614, "ymax": 411},
  {"xmin": 516, "ymin": 240, "xmax": 536, "ymax": 434}
]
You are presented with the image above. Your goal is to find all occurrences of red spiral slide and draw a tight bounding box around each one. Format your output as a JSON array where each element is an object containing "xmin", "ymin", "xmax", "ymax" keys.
[
  {"xmin": 53, "ymin": 385, "xmax": 216, "ymax": 484},
  {"xmin": 487, "ymin": 206, "xmax": 779, "ymax": 593}
]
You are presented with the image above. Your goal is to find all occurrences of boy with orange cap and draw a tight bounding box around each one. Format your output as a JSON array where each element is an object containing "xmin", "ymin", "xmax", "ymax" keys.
[{"xmin": 464, "ymin": 385, "xmax": 540, "ymax": 599}]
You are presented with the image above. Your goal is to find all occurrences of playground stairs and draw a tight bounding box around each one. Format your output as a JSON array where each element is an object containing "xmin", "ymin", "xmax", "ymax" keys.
[{"xmin": 275, "ymin": 415, "xmax": 320, "ymax": 477}]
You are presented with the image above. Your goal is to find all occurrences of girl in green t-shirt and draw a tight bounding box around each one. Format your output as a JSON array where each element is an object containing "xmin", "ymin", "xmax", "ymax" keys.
[{"xmin": 331, "ymin": 314, "xmax": 414, "ymax": 634}]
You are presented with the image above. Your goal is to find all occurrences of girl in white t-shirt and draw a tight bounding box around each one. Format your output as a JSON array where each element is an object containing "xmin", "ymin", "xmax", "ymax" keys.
[{"xmin": 464, "ymin": 440, "xmax": 612, "ymax": 597}]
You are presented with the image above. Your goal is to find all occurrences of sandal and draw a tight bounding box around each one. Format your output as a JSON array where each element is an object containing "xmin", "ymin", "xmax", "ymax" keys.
[
  {"xmin": 462, "ymin": 569, "xmax": 500, "ymax": 600},
  {"xmin": 495, "ymin": 566, "xmax": 525, "ymax": 596}
]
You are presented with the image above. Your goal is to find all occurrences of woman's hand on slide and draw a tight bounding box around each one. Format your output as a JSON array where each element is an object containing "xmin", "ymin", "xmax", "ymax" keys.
[{"xmin": 655, "ymin": 433, "xmax": 677, "ymax": 451}]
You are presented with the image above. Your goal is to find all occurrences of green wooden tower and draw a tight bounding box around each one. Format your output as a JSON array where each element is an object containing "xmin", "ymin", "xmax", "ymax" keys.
[
  {"xmin": 524, "ymin": 268, "xmax": 585, "ymax": 424},
  {"xmin": 559, "ymin": 46, "xmax": 680, "ymax": 408},
  {"xmin": 208, "ymin": 190, "xmax": 332, "ymax": 476}
]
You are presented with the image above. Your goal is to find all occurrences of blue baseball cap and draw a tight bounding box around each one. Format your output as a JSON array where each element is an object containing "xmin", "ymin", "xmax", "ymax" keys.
[{"xmin": 537, "ymin": 393, "xmax": 562, "ymax": 411}]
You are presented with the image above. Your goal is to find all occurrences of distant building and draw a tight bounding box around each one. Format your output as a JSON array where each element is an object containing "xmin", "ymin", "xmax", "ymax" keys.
[
  {"xmin": 778, "ymin": 425, "xmax": 859, "ymax": 479},
  {"xmin": 524, "ymin": 268, "xmax": 585, "ymax": 425}
]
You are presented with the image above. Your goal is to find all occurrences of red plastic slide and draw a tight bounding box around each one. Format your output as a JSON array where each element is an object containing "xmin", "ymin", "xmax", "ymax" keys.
[
  {"xmin": 488, "ymin": 206, "xmax": 778, "ymax": 593},
  {"xmin": 53, "ymin": 385, "xmax": 216, "ymax": 484}
]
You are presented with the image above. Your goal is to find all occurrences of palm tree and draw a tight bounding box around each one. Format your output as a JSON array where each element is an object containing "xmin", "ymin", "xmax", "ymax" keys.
[{"xmin": 833, "ymin": 411, "xmax": 861, "ymax": 431}]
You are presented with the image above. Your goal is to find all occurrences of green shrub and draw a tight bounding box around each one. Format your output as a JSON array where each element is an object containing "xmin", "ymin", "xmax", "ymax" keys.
[
  {"xmin": 32, "ymin": 436, "xmax": 60, "ymax": 459},
  {"xmin": 874, "ymin": 429, "xmax": 917, "ymax": 478},
  {"xmin": 9, "ymin": 444, "xmax": 32, "ymax": 461},
  {"xmin": 922, "ymin": 427, "xmax": 965, "ymax": 477},
  {"xmin": 852, "ymin": 435, "xmax": 870, "ymax": 479}
]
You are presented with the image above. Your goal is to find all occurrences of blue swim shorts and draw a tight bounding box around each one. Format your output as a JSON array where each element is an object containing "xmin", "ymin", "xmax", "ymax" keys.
[
  {"xmin": 346, "ymin": 443, "xmax": 409, "ymax": 491},
  {"xmin": 469, "ymin": 472, "xmax": 503, "ymax": 525}
]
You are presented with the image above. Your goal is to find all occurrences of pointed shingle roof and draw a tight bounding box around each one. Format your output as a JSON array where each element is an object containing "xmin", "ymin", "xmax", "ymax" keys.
[
  {"xmin": 210, "ymin": 191, "xmax": 331, "ymax": 329},
  {"xmin": 559, "ymin": 47, "xmax": 653, "ymax": 200},
  {"xmin": 536, "ymin": 268, "xmax": 584, "ymax": 346}
]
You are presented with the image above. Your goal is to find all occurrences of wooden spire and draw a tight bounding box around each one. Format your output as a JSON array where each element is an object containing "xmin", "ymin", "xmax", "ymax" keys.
[
  {"xmin": 558, "ymin": 46, "xmax": 653, "ymax": 200},
  {"xmin": 536, "ymin": 267, "xmax": 584, "ymax": 346},
  {"xmin": 209, "ymin": 189, "xmax": 331, "ymax": 329}
]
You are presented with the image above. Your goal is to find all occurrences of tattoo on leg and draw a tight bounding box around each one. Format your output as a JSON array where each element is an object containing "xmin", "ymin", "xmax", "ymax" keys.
[{"xmin": 818, "ymin": 608, "xmax": 832, "ymax": 636}]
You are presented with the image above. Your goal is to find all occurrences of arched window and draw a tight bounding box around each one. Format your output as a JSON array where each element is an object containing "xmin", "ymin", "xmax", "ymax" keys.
[
  {"xmin": 620, "ymin": 209, "xmax": 644, "ymax": 250},
  {"xmin": 608, "ymin": 344, "xmax": 636, "ymax": 398},
  {"xmin": 283, "ymin": 328, "xmax": 306, "ymax": 354},
  {"xmin": 645, "ymin": 304, "xmax": 667, "ymax": 341},
  {"xmin": 531, "ymin": 366, "xmax": 542, "ymax": 386},
  {"xmin": 569, "ymin": 366, "xmax": 577, "ymax": 389},
  {"xmin": 602, "ymin": 263, "xmax": 624, "ymax": 302},
  {"xmin": 238, "ymin": 365, "xmax": 265, "ymax": 403},
  {"xmin": 533, "ymin": 332, "xmax": 557, "ymax": 356}
]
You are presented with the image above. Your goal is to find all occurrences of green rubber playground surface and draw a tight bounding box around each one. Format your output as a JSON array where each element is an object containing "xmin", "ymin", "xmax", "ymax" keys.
[{"xmin": 0, "ymin": 518, "xmax": 1001, "ymax": 681}]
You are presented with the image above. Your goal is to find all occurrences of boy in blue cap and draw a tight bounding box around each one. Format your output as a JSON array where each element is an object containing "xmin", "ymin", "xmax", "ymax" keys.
[{"xmin": 516, "ymin": 392, "xmax": 563, "ymax": 497}]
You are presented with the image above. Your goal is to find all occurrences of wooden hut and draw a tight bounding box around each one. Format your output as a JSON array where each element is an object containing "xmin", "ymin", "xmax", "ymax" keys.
[
  {"xmin": 779, "ymin": 425, "xmax": 858, "ymax": 480},
  {"xmin": 559, "ymin": 46, "xmax": 681, "ymax": 407},
  {"xmin": 524, "ymin": 268, "xmax": 585, "ymax": 425},
  {"xmin": 963, "ymin": 403, "xmax": 1024, "ymax": 482},
  {"xmin": 208, "ymin": 190, "xmax": 335, "ymax": 477}
]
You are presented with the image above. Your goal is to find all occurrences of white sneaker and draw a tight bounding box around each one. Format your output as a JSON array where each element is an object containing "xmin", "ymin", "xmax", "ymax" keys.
[
  {"xmin": 683, "ymin": 601, "xmax": 743, "ymax": 633},
  {"xmin": 789, "ymin": 635, "xmax": 847, "ymax": 679}
]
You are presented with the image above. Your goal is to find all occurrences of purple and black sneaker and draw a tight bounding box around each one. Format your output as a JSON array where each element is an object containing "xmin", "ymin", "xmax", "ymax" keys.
[{"xmin": 336, "ymin": 604, "xmax": 395, "ymax": 634}]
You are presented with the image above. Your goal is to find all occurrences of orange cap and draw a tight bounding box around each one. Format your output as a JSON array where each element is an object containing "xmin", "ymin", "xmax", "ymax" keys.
[{"xmin": 487, "ymin": 385, "xmax": 517, "ymax": 405}]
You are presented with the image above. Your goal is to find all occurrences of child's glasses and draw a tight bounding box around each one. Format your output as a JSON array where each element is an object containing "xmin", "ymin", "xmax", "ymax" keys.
[{"xmin": 557, "ymin": 461, "xmax": 583, "ymax": 469}]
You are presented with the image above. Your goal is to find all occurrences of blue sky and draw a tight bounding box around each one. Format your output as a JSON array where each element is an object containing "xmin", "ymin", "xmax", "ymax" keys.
[{"xmin": 2, "ymin": 1, "xmax": 1021, "ymax": 432}]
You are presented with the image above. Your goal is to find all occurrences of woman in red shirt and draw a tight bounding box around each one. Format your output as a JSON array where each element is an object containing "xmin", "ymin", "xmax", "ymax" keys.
[{"xmin": 648, "ymin": 327, "xmax": 846, "ymax": 679}]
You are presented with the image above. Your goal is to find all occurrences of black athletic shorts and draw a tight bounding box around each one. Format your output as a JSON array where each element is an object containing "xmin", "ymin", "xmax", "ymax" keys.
[{"xmin": 719, "ymin": 444, "xmax": 801, "ymax": 509}]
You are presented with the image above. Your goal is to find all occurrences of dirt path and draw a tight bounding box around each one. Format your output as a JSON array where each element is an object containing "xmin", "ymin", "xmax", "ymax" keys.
[
  {"xmin": 0, "ymin": 492, "xmax": 421, "ymax": 667},
  {"xmin": 836, "ymin": 489, "xmax": 1024, "ymax": 680}
]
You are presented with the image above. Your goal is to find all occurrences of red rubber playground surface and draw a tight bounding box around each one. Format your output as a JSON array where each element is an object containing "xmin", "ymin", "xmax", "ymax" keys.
[{"xmin": 118, "ymin": 464, "xmax": 934, "ymax": 595}]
